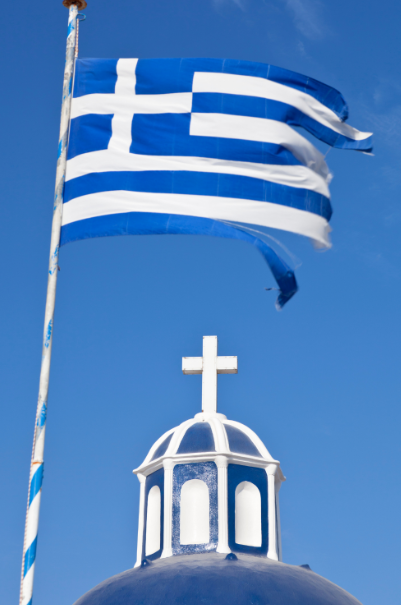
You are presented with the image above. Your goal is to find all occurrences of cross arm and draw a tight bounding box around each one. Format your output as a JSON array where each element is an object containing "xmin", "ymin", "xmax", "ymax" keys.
[
  {"xmin": 182, "ymin": 357, "xmax": 203, "ymax": 375},
  {"xmin": 217, "ymin": 356, "xmax": 238, "ymax": 374}
]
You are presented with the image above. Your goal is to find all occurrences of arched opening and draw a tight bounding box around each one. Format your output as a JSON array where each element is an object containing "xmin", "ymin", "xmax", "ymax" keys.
[
  {"xmin": 145, "ymin": 485, "xmax": 161, "ymax": 555},
  {"xmin": 180, "ymin": 479, "xmax": 210, "ymax": 545},
  {"xmin": 235, "ymin": 481, "xmax": 262, "ymax": 547}
]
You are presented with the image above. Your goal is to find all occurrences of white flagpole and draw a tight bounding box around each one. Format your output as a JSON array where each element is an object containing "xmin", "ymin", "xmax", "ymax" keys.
[{"xmin": 19, "ymin": 2, "xmax": 86, "ymax": 603}]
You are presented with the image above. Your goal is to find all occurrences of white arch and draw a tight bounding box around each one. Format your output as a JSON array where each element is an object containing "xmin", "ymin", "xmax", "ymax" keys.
[
  {"xmin": 145, "ymin": 485, "xmax": 161, "ymax": 555},
  {"xmin": 235, "ymin": 481, "xmax": 262, "ymax": 547},
  {"xmin": 180, "ymin": 479, "xmax": 210, "ymax": 545}
]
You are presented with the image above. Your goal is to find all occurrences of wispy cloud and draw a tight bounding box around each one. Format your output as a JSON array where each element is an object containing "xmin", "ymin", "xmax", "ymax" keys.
[
  {"xmin": 372, "ymin": 78, "xmax": 401, "ymax": 108},
  {"xmin": 297, "ymin": 40, "xmax": 308, "ymax": 57},
  {"xmin": 363, "ymin": 103, "xmax": 401, "ymax": 191},
  {"xmin": 367, "ymin": 105, "xmax": 401, "ymax": 144},
  {"xmin": 212, "ymin": 0, "xmax": 246, "ymax": 11},
  {"xmin": 282, "ymin": 0, "xmax": 326, "ymax": 40},
  {"xmin": 361, "ymin": 79, "xmax": 401, "ymax": 150}
]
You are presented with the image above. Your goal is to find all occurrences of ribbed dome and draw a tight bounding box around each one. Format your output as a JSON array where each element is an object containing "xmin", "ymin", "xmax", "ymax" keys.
[
  {"xmin": 135, "ymin": 412, "xmax": 279, "ymax": 475},
  {"xmin": 73, "ymin": 553, "xmax": 363, "ymax": 605}
]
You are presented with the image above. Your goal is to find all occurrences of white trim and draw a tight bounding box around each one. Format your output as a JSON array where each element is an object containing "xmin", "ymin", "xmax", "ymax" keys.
[
  {"xmin": 134, "ymin": 474, "xmax": 146, "ymax": 567},
  {"xmin": 266, "ymin": 468, "xmax": 278, "ymax": 561},
  {"xmin": 141, "ymin": 427, "xmax": 176, "ymax": 466},
  {"xmin": 215, "ymin": 456, "xmax": 230, "ymax": 553},
  {"xmin": 209, "ymin": 416, "xmax": 229, "ymax": 452},
  {"xmin": 166, "ymin": 418, "xmax": 196, "ymax": 456},
  {"xmin": 133, "ymin": 450, "xmax": 278, "ymax": 476},
  {"xmin": 195, "ymin": 412, "xmax": 227, "ymax": 421},
  {"xmin": 223, "ymin": 419, "xmax": 274, "ymax": 461},
  {"xmin": 161, "ymin": 458, "xmax": 175, "ymax": 558},
  {"xmin": 145, "ymin": 485, "xmax": 161, "ymax": 556},
  {"xmin": 275, "ymin": 489, "xmax": 282, "ymax": 562},
  {"xmin": 207, "ymin": 416, "xmax": 220, "ymax": 451},
  {"xmin": 62, "ymin": 190, "xmax": 331, "ymax": 248}
]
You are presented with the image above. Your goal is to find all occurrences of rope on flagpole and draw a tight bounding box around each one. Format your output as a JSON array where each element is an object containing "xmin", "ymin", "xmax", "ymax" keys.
[
  {"xmin": 19, "ymin": 3, "xmax": 83, "ymax": 604},
  {"xmin": 75, "ymin": 12, "xmax": 86, "ymax": 59}
]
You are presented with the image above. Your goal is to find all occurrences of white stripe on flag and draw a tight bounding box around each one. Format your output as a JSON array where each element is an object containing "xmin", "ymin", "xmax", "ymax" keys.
[
  {"xmin": 192, "ymin": 72, "xmax": 372, "ymax": 142},
  {"xmin": 70, "ymin": 92, "xmax": 193, "ymax": 119},
  {"xmin": 65, "ymin": 150, "xmax": 330, "ymax": 197},
  {"xmin": 190, "ymin": 112, "xmax": 329, "ymax": 179},
  {"xmin": 62, "ymin": 190, "xmax": 331, "ymax": 247},
  {"xmin": 109, "ymin": 59, "xmax": 138, "ymax": 153},
  {"xmin": 115, "ymin": 58, "xmax": 138, "ymax": 95}
]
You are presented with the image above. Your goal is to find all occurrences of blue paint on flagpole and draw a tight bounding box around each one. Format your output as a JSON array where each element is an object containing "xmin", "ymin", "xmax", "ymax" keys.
[{"xmin": 19, "ymin": 4, "xmax": 80, "ymax": 604}]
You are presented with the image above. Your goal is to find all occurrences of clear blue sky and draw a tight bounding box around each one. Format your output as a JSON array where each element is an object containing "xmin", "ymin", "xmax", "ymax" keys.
[{"xmin": 1, "ymin": 1, "xmax": 400, "ymax": 604}]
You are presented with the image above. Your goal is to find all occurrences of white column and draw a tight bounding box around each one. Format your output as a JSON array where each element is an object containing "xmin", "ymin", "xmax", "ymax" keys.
[
  {"xmin": 161, "ymin": 458, "xmax": 174, "ymax": 558},
  {"xmin": 215, "ymin": 456, "xmax": 230, "ymax": 553},
  {"xmin": 134, "ymin": 474, "xmax": 146, "ymax": 567},
  {"xmin": 275, "ymin": 481, "xmax": 283, "ymax": 562},
  {"xmin": 266, "ymin": 465, "xmax": 278, "ymax": 561}
]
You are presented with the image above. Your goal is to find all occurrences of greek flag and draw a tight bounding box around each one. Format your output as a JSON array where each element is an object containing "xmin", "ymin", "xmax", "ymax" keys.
[{"xmin": 63, "ymin": 58, "xmax": 372, "ymax": 308}]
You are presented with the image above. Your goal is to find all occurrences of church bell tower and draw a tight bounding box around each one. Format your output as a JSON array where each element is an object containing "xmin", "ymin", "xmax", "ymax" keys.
[{"xmin": 133, "ymin": 336, "xmax": 285, "ymax": 564}]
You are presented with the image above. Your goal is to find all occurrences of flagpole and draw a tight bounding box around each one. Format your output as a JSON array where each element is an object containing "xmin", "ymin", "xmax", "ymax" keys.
[{"xmin": 19, "ymin": 2, "xmax": 86, "ymax": 603}]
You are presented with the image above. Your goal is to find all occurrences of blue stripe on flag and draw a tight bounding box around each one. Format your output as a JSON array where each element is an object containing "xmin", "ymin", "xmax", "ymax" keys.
[
  {"xmin": 67, "ymin": 114, "xmax": 114, "ymax": 160},
  {"xmin": 134, "ymin": 58, "xmax": 349, "ymax": 120},
  {"xmin": 64, "ymin": 171, "xmax": 332, "ymax": 221},
  {"xmin": 130, "ymin": 113, "xmax": 302, "ymax": 167},
  {"xmin": 73, "ymin": 59, "xmax": 118, "ymax": 97},
  {"xmin": 60, "ymin": 212, "xmax": 298, "ymax": 309},
  {"xmin": 192, "ymin": 93, "xmax": 373, "ymax": 152},
  {"xmin": 24, "ymin": 537, "xmax": 37, "ymax": 577},
  {"xmin": 73, "ymin": 58, "xmax": 348, "ymax": 120},
  {"xmin": 29, "ymin": 465, "xmax": 44, "ymax": 506}
]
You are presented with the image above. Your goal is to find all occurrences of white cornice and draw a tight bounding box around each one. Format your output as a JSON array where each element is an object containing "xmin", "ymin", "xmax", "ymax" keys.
[{"xmin": 133, "ymin": 451, "xmax": 282, "ymax": 477}]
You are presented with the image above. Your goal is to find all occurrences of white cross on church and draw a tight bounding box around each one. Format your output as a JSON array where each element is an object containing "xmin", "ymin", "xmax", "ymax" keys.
[{"xmin": 182, "ymin": 336, "xmax": 238, "ymax": 414}]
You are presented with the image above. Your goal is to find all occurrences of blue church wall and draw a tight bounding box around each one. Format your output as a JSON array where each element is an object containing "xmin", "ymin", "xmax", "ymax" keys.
[
  {"xmin": 172, "ymin": 462, "xmax": 218, "ymax": 555},
  {"xmin": 227, "ymin": 464, "xmax": 268, "ymax": 556},
  {"xmin": 142, "ymin": 469, "xmax": 164, "ymax": 561}
]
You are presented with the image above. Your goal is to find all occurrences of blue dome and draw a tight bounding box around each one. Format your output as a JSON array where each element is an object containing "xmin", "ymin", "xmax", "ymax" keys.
[
  {"xmin": 73, "ymin": 553, "xmax": 363, "ymax": 605},
  {"xmin": 136, "ymin": 412, "xmax": 279, "ymax": 473}
]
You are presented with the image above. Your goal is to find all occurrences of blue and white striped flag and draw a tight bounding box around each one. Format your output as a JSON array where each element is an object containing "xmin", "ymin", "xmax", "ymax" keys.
[{"xmin": 63, "ymin": 58, "xmax": 372, "ymax": 308}]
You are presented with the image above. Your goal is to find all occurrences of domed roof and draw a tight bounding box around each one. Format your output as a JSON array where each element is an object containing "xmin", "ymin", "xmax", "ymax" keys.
[
  {"xmin": 134, "ymin": 412, "xmax": 283, "ymax": 478},
  {"xmin": 73, "ymin": 552, "xmax": 363, "ymax": 605}
]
